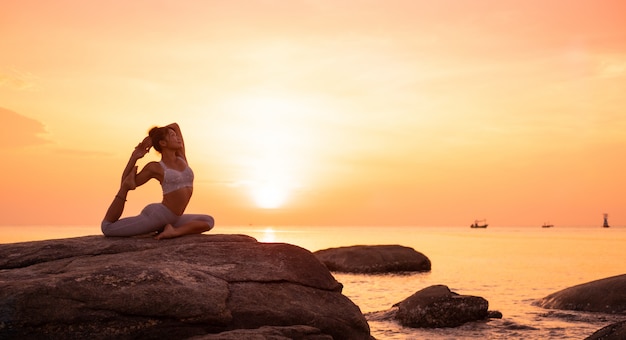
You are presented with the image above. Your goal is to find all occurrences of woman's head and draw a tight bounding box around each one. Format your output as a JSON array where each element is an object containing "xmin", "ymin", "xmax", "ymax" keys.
[{"xmin": 148, "ymin": 126, "xmax": 173, "ymax": 153}]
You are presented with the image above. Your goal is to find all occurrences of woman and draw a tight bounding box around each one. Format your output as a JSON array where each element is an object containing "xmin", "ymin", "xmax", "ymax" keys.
[{"xmin": 101, "ymin": 123, "xmax": 214, "ymax": 240}]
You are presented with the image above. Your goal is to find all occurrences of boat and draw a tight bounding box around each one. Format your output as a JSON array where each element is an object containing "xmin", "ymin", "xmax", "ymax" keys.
[
  {"xmin": 541, "ymin": 222, "xmax": 554, "ymax": 228},
  {"xmin": 602, "ymin": 213, "xmax": 610, "ymax": 228},
  {"xmin": 470, "ymin": 219, "xmax": 488, "ymax": 228}
]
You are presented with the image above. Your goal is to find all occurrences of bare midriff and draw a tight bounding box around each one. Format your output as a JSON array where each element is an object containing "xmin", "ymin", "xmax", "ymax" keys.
[{"xmin": 162, "ymin": 187, "xmax": 193, "ymax": 216}]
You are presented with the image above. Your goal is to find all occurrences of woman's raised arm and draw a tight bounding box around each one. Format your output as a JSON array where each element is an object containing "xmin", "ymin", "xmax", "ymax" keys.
[{"xmin": 166, "ymin": 122, "xmax": 186, "ymax": 160}]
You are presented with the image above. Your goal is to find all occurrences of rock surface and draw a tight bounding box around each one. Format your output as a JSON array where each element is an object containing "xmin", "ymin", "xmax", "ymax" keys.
[
  {"xmin": 0, "ymin": 234, "xmax": 371, "ymax": 339},
  {"xmin": 189, "ymin": 325, "xmax": 332, "ymax": 340},
  {"xmin": 393, "ymin": 285, "xmax": 489, "ymax": 328},
  {"xmin": 314, "ymin": 245, "xmax": 431, "ymax": 273},
  {"xmin": 585, "ymin": 320, "xmax": 626, "ymax": 340},
  {"xmin": 535, "ymin": 274, "xmax": 626, "ymax": 314}
]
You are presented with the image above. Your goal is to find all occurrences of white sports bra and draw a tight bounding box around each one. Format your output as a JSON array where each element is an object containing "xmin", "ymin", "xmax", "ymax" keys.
[{"xmin": 159, "ymin": 158, "xmax": 194, "ymax": 194}]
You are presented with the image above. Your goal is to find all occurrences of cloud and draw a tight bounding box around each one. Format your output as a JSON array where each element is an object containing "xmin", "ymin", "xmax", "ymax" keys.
[
  {"xmin": 0, "ymin": 107, "xmax": 51, "ymax": 149},
  {"xmin": 52, "ymin": 148, "xmax": 112, "ymax": 157},
  {"xmin": 598, "ymin": 57, "xmax": 626, "ymax": 78},
  {"xmin": 0, "ymin": 68, "xmax": 38, "ymax": 90}
]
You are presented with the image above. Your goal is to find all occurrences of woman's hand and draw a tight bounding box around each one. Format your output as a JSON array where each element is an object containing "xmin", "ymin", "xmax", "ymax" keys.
[
  {"xmin": 132, "ymin": 136, "xmax": 152, "ymax": 159},
  {"xmin": 140, "ymin": 135, "xmax": 152, "ymax": 149}
]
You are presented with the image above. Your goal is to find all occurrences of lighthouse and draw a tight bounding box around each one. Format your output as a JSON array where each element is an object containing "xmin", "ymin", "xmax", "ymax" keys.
[{"xmin": 602, "ymin": 213, "xmax": 610, "ymax": 228}]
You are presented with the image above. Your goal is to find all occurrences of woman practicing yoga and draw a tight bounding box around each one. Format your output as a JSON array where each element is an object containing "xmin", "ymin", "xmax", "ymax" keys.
[{"xmin": 101, "ymin": 123, "xmax": 214, "ymax": 239}]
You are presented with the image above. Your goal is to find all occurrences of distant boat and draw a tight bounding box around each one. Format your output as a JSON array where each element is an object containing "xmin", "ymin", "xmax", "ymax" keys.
[
  {"xmin": 542, "ymin": 222, "xmax": 554, "ymax": 228},
  {"xmin": 602, "ymin": 213, "xmax": 610, "ymax": 228},
  {"xmin": 470, "ymin": 219, "xmax": 488, "ymax": 228}
]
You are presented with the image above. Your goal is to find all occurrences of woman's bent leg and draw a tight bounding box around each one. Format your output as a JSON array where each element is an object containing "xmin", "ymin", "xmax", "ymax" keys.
[
  {"xmin": 102, "ymin": 166, "xmax": 137, "ymax": 223},
  {"xmin": 154, "ymin": 214, "xmax": 214, "ymax": 240},
  {"xmin": 101, "ymin": 204, "xmax": 177, "ymax": 237},
  {"xmin": 174, "ymin": 214, "xmax": 215, "ymax": 230}
]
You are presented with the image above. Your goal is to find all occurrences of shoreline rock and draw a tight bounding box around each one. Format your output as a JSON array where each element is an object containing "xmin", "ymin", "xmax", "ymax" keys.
[
  {"xmin": 314, "ymin": 245, "xmax": 431, "ymax": 273},
  {"xmin": 393, "ymin": 285, "xmax": 491, "ymax": 328},
  {"xmin": 585, "ymin": 320, "xmax": 626, "ymax": 340},
  {"xmin": 0, "ymin": 234, "xmax": 372, "ymax": 339},
  {"xmin": 535, "ymin": 274, "xmax": 626, "ymax": 314}
]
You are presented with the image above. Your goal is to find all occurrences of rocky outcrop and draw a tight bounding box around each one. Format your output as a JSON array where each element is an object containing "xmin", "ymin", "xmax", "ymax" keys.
[
  {"xmin": 0, "ymin": 234, "xmax": 372, "ymax": 340},
  {"xmin": 535, "ymin": 274, "xmax": 626, "ymax": 314},
  {"xmin": 393, "ymin": 285, "xmax": 490, "ymax": 328},
  {"xmin": 314, "ymin": 245, "xmax": 431, "ymax": 273},
  {"xmin": 585, "ymin": 320, "xmax": 626, "ymax": 340},
  {"xmin": 189, "ymin": 325, "xmax": 332, "ymax": 339}
]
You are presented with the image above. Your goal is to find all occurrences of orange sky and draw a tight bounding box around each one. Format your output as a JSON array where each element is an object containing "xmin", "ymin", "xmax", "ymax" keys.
[{"xmin": 1, "ymin": 0, "xmax": 625, "ymax": 228}]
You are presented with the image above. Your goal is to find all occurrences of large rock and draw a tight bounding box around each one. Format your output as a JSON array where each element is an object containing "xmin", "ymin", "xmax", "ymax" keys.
[
  {"xmin": 585, "ymin": 320, "xmax": 626, "ymax": 340},
  {"xmin": 0, "ymin": 234, "xmax": 371, "ymax": 339},
  {"xmin": 535, "ymin": 274, "xmax": 626, "ymax": 314},
  {"xmin": 314, "ymin": 245, "xmax": 431, "ymax": 273},
  {"xmin": 190, "ymin": 325, "xmax": 332, "ymax": 339},
  {"xmin": 393, "ymin": 285, "xmax": 489, "ymax": 328}
]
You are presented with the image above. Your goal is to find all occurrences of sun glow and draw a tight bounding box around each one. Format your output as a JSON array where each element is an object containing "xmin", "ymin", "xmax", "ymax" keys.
[{"xmin": 218, "ymin": 91, "xmax": 327, "ymax": 209}]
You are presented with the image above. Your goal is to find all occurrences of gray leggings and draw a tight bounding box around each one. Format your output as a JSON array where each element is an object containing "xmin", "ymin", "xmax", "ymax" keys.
[{"xmin": 101, "ymin": 203, "xmax": 214, "ymax": 237}]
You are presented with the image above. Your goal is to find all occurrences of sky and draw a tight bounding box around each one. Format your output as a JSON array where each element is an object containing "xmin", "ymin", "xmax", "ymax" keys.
[{"xmin": 1, "ymin": 0, "xmax": 625, "ymax": 228}]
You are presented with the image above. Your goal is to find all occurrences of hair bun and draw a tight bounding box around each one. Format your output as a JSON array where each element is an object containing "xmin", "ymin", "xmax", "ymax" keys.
[{"xmin": 148, "ymin": 126, "xmax": 168, "ymax": 153}]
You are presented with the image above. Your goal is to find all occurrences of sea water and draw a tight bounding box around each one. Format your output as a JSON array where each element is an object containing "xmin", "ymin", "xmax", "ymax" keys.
[{"xmin": 1, "ymin": 225, "xmax": 625, "ymax": 339}]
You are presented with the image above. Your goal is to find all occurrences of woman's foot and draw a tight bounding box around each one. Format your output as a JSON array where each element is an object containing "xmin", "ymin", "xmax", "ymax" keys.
[
  {"xmin": 155, "ymin": 224, "xmax": 178, "ymax": 240},
  {"xmin": 122, "ymin": 166, "xmax": 137, "ymax": 190}
]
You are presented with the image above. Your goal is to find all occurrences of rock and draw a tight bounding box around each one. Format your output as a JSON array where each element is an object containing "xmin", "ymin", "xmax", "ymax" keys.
[
  {"xmin": 585, "ymin": 320, "xmax": 626, "ymax": 340},
  {"xmin": 393, "ymin": 285, "xmax": 489, "ymax": 328},
  {"xmin": 487, "ymin": 310, "xmax": 503, "ymax": 319},
  {"xmin": 535, "ymin": 274, "xmax": 626, "ymax": 314},
  {"xmin": 189, "ymin": 325, "xmax": 333, "ymax": 339},
  {"xmin": 0, "ymin": 234, "xmax": 372, "ymax": 340},
  {"xmin": 314, "ymin": 245, "xmax": 431, "ymax": 273}
]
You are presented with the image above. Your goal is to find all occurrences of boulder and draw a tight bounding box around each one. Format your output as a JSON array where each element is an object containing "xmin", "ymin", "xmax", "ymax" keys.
[
  {"xmin": 535, "ymin": 274, "xmax": 626, "ymax": 314},
  {"xmin": 585, "ymin": 320, "xmax": 626, "ymax": 340},
  {"xmin": 189, "ymin": 325, "xmax": 332, "ymax": 340},
  {"xmin": 0, "ymin": 234, "xmax": 372, "ymax": 340},
  {"xmin": 393, "ymin": 285, "xmax": 489, "ymax": 328},
  {"xmin": 314, "ymin": 245, "xmax": 431, "ymax": 273}
]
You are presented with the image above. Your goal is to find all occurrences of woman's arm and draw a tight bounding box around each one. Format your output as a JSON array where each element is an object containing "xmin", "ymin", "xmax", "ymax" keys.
[
  {"xmin": 134, "ymin": 162, "xmax": 161, "ymax": 187},
  {"xmin": 166, "ymin": 122, "xmax": 186, "ymax": 161},
  {"xmin": 119, "ymin": 137, "xmax": 151, "ymax": 185}
]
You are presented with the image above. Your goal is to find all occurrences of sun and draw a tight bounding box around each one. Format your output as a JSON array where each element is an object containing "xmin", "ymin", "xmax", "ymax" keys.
[{"xmin": 252, "ymin": 184, "xmax": 288, "ymax": 209}]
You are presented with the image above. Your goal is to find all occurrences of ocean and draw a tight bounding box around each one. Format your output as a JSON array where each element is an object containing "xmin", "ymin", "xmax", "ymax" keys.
[{"xmin": 1, "ymin": 225, "xmax": 625, "ymax": 339}]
